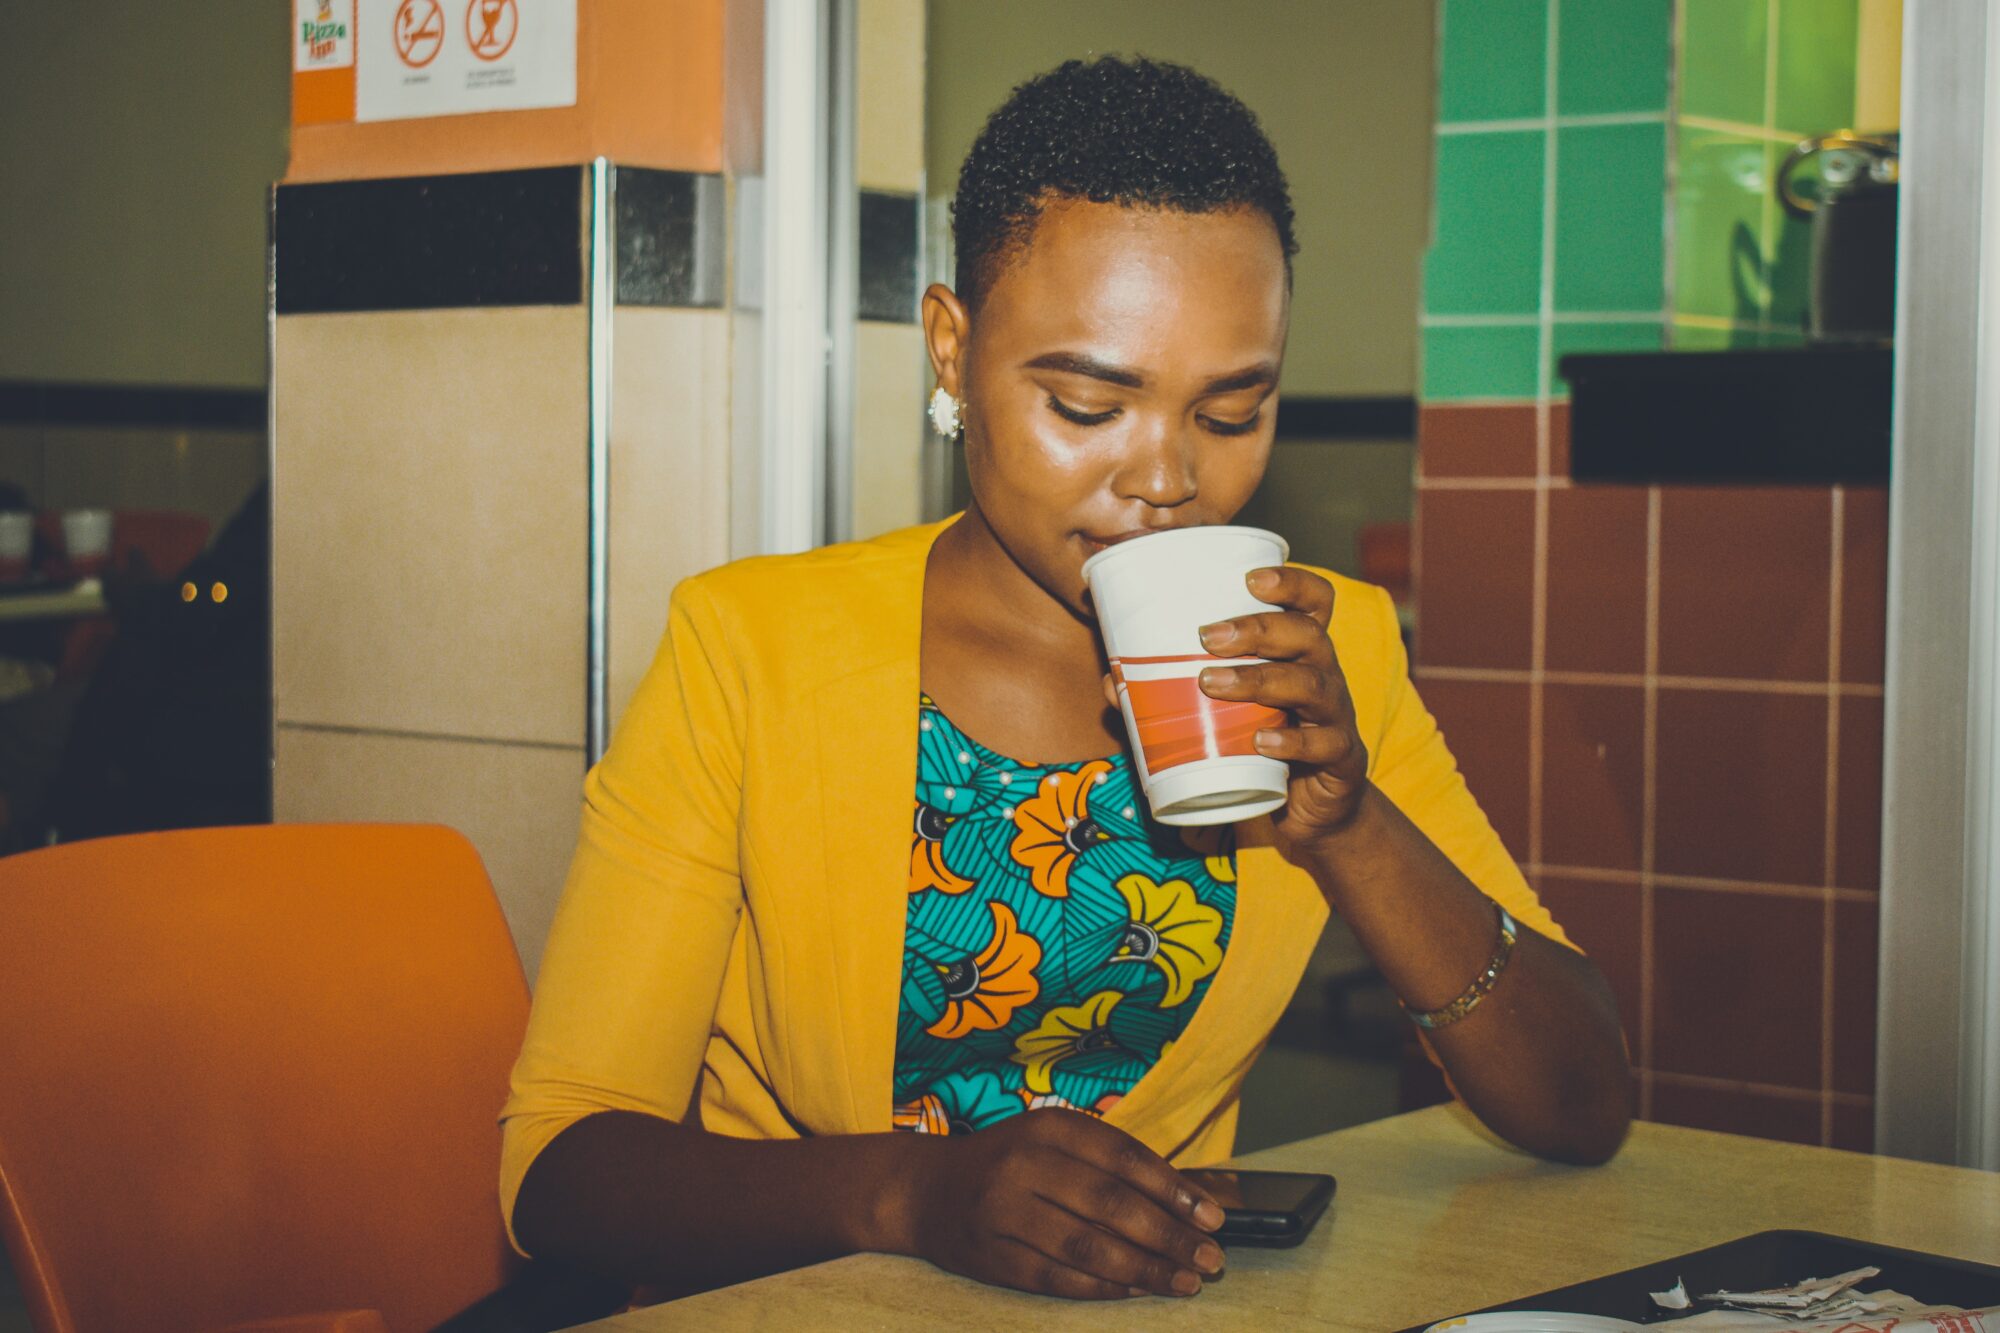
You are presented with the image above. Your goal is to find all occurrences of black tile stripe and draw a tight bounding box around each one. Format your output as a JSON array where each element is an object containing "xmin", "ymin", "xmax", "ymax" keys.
[
  {"xmin": 1562, "ymin": 347, "xmax": 1891, "ymax": 484},
  {"xmin": 0, "ymin": 381, "xmax": 265, "ymax": 431},
  {"xmin": 275, "ymin": 167, "xmax": 586, "ymax": 314},
  {"xmin": 859, "ymin": 190, "xmax": 920, "ymax": 323},
  {"xmin": 615, "ymin": 168, "xmax": 725, "ymax": 308},
  {"xmin": 1273, "ymin": 396, "xmax": 1417, "ymax": 441}
]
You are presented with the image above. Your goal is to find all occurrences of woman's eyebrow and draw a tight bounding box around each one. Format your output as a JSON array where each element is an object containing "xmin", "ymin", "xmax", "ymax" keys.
[
  {"xmin": 1022, "ymin": 351, "xmax": 1145, "ymax": 387},
  {"xmin": 1201, "ymin": 364, "xmax": 1278, "ymax": 394}
]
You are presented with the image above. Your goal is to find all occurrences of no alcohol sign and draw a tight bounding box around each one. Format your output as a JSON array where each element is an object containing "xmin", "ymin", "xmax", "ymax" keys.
[{"xmin": 351, "ymin": 0, "xmax": 573, "ymax": 122}]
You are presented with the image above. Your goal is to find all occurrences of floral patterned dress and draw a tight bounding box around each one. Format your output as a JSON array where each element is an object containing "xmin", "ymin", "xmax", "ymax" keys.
[{"xmin": 893, "ymin": 693, "xmax": 1238, "ymax": 1134}]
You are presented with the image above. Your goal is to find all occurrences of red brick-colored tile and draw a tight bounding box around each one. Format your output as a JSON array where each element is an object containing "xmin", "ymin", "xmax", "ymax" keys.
[
  {"xmin": 1649, "ymin": 1077, "xmax": 1823, "ymax": 1145},
  {"xmin": 1652, "ymin": 885, "xmax": 1824, "ymax": 1088},
  {"xmin": 1835, "ymin": 693, "xmax": 1883, "ymax": 892},
  {"xmin": 1415, "ymin": 489, "xmax": 1536, "ymax": 670},
  {"xmin": 1536, "ymin": 875, "xmax": 1643, "ymax": 1061},
  {"xmin": 1831, "ymin": 897, "xmax": 1878, "ymax": 1097},
  {"xmin": 1829, "ymin": 1101, "xmax": 1874, "ymax": 1152},
  {"xmin": 1415, "ymin": 676, "xmax": 1532, "ymax": 861},
  {"xmin": 1654, "ymin": 689, "xmax": 1829, "ymax": 885},
  {"xmin": 1540, "ymin": 683, "xmax": 1646, "ymax": 871},
  {"xmin": 1548, "ymin": 401, "xmax": 1572, "ymax": 479},
  {"xmin": 1419, "ymin": 403, "xmax": 1538, "ymax": 479},
  {"xmin": 1841, "ymin": 487, "xmax": 1888, "ymax": 685},
  {"xmin": 1545, "ymin": 486, "xmax": 1649, "ymax": 674},
  {"xmin": 1657, "ymin": 487, "xmax": 1832, "ymax": 681}
]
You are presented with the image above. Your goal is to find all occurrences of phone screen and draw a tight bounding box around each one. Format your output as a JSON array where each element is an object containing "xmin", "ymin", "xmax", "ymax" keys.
[{"xmin": 1181, "ymin": 1168, "xmax": 1333, "ymax": 1215}]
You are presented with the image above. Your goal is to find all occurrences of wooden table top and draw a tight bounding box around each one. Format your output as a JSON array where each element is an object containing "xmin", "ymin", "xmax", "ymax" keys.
[{"xmin": 571, "ymin": 1104, "xmax": 2000, "ymax": 1332}]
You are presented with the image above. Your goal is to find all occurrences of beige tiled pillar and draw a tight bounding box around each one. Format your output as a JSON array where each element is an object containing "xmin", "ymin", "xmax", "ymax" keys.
[{"xmin": 271, "ymin": 168, "xmax": 734, "ymax": 978}]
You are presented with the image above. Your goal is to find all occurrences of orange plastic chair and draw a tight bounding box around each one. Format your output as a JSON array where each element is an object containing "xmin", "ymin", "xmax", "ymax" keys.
[{"xmin": 0, "ymin": 824, "xmax": 530, "ymax": 1333}]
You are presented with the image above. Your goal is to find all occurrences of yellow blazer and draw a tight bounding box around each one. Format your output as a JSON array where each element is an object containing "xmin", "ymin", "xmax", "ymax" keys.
[{"xmin": 499, "ymin": 518, "xmax": 1566, "ymax": 1248}]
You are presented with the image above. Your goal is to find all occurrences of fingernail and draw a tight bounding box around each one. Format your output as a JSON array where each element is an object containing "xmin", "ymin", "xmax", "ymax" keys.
[
  {"xmin": 1172, "ymin": 1270, "xmax": 1202, "ymax": 1296},
  {"xmin": 1201, "ymin": 667, "xmax": 1237, "ymax": 689},
  {"xmin": 1195, "ymin": 1199, "xmax": 1225, "ymax": 1230},
  {"xmin": 1195, "ymin": 1241, "xmax": 1225, "ymax": 1274},
  {"xmin": 1199, "ymin": 622, "xmax": 1236, "ymax": 650},
  {"xmin": 1248, "ymin": 568, "xmax": 1279, "ymax": 592},
  {"xmin": 1254, "ymin": 728, "xmax": 1282, "ymax": 754}
]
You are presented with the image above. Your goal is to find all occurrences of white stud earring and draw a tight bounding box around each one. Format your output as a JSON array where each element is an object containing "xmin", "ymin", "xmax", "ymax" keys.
[{"xmin": 929, "ymin": 386, "xmax": 963, "ymax": 440}]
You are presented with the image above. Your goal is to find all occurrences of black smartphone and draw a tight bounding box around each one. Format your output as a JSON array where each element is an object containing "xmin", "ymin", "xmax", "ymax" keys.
[{"xmin": 1180, "ymin": 1168, "xmax": 1337, "ymax": 1248}]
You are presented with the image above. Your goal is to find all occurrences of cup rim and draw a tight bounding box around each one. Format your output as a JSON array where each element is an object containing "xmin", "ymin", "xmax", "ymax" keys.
[{"xmin": 1081, "ymin": 524, "xmax": 1289, "ymax": 582}]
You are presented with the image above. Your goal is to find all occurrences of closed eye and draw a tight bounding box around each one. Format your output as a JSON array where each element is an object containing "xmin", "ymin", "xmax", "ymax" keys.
[
  {"xmin": 1200, "ymin": 412, "xmax": 1262, "ymax": 436},
  {"xmin": 1048, "ymin": 395, "xmax": 1120, "ymax": 427}
]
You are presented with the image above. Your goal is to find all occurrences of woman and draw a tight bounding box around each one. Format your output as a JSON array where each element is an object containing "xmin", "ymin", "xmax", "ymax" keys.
[{"xmin": 503, "ymin": 56, "xmax": 1631, "ymax": 1303}]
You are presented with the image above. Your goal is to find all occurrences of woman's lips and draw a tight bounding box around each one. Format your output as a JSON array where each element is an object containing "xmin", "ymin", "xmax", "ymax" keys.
[{"xmin": 1081, "ymin": 528, "xmax": 1181, "ymax": 555}]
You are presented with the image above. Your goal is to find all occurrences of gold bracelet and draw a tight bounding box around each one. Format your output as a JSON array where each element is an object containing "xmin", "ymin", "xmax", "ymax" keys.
[{"xmin": 1402, "ymin": 903, "xmax": 1518, "ymax": 1030}]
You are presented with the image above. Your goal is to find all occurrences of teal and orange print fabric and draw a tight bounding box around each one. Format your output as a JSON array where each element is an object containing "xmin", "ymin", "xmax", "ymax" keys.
[{"xmin": 894, "ymin": 693, "xmax": 1237, "ymax": 1134}]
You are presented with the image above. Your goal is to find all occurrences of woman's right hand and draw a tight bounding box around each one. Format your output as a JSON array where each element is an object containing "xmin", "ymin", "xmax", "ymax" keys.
[{"xmin": 892, "ymin": 1109, "xmax": 1228, "ymax": 1299}]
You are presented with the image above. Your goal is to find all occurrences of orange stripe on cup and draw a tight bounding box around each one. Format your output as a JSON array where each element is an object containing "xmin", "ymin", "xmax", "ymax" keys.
[{"xmin": 1118, "ymin": 670, "xmax": 1283, "ymax": 774}]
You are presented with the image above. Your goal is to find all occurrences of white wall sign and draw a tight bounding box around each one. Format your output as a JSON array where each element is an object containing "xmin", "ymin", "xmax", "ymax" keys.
[
  {"xmin": 355, "ymin": 0, "xmax": 577, "ymax": 123},
  {"xmin": 295, "ymin": 0, "xmax": 356, "ymax": 72}
]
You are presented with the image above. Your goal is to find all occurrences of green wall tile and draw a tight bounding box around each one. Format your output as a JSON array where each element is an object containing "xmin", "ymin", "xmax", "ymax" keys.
[
  {"xmin": 1558, "ymin": 0, "xmax": 1672, "ymax": 115},
  {"xmin": 1775, "ymin": 0, "xmax": 1858, "ymax": 134},
  {"xmin": 1674, "ymin": 128, "xmax": 1768, "ymax": 321},
  {"xmin": 1422, "ymin": 323, "xmax": 1541, "ymax": 400},
  {"xmin": 1681, "ymin": 0, "xmax": 1768, "ymax": 125},
  {"xmin": 1552, "ymin": 319, "xmax": 1667, "ymax": 390},
  {"xmin": 1554, "ymin": 122, "xmax": 1666, "ymax": 312},
  {"xmin": 1439, "ymin": 0, "xmax": 1548, "ymax": 123},
  {"xmin": 1424, "ymin": 131, "xmax": 1546, "ymax": 316},
  {"xmin": 1766, "ymin": 160, "xmax": 1814, "ymax": 334}
]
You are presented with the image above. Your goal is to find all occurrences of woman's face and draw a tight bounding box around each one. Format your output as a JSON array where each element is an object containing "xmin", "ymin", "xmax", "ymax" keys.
[{"xmin": 925, "ymin": 199, "xmax": 1291, "ymax": 618}]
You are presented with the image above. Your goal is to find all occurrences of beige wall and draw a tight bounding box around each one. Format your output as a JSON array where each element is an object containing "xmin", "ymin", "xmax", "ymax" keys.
[
  {"xmin": 851, "ymin": 0, "xmax": 932, "ymax": 539},
  {"xmin": 924, "ymin": 0, "xmax": 1434, "ymax": 398},
  {"xmin": 0, "ymin": 2, "xmax": 288, "ymax": 388}
]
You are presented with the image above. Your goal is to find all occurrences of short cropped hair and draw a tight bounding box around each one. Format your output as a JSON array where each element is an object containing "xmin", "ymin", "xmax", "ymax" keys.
[{"xmin": 951, "ymin": 55, "xmax": 1298, "ymax": 311}]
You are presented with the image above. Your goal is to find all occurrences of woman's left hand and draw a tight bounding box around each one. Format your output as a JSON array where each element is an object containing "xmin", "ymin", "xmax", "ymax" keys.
[{"xmin": 1195, "ymin": 566, "xmax": 1368, "ymax": 858}]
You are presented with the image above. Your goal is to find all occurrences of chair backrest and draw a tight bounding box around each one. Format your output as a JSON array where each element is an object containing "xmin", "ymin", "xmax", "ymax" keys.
[{"xmin": 0, "ymin": 824, "xmax": 530, "ymax": 1333}]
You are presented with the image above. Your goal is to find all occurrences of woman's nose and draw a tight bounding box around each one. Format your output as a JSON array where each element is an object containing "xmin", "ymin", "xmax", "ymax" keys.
[{"xmin": 1115, "ymin": 419, "xmax": 1199, "ymax": 508}]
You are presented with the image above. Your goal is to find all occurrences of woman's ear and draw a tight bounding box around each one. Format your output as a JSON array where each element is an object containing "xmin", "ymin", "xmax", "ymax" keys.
[{"xmin": 921, "ymin": 283, "xmax": 971, "ymax": 399}]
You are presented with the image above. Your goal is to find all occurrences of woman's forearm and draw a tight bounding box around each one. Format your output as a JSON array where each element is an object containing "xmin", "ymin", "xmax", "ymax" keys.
[
  {"xmin": 1296, "ymin": 784, "xmax": 1633, "ymax": 1164},
  {"xmin": 512, "ymin": 1110, "xmax": 930, "ymax": 1298}
]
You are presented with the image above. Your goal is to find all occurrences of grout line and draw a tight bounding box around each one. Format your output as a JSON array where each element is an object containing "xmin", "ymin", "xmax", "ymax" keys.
[
  {"xmin": 1422, "ymin": 310, "xmax": 1671, "ymax": 328},
  {"xmin": 1826, "ymin": 488, "xmax": 1847, "ymax": 887},
  {"xmin": 1437, "ymin": 110, "xmax": 1669, "ymax": 135},
  {"xmin": 1531, "ymin": 861, "xmax": 1880, "ymax": 902},
  {"xmin": 1822, "ymin": 487, "xmax": 1846, "ymax": 1146},
  {"xmin": 1677, "ymin": 113, "xmax": 1813, "ymax": 145},
  {"xmin": 1647, "ymin": 1068, "xmax": 1873, "ymax": 1105},
  {"xmin": 1527, "ymin": 0, "xmax": 1559, "ymax": 878},
  {"xmin": 1417, "ymin": 476, "xmax": 1544, "ymax": 491},
  {"xmin": 1420, "ymin": 313, "xmax": 1541, "ymax": 328},
  {"xmin": 1414, "ymin": 664, "xmax": 1885, "ymax": 697},
  {"xmin": 1758, "ymin": 0, "xmax": 1782, "ymax": 331},
  {"xmin": 1640, "ymin": 486, "xmax": 1660, "ymax": 1098},
  {"xmin": 1436, "ymin": 116, "xmax": 1549, "ymax": 135},
  {"xmin": 1530, "ymin": 483, "xmax": 1549, "ymax": 870}
]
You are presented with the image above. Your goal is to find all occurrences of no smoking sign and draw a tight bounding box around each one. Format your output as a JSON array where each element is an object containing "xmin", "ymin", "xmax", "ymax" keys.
[
  {"xmin": 355, "ymin": 0, "xmax": 574, "ymax": 121},
  {"xmin": 392, "ymin": 0, "xmax": 444, "ymax": 68}
]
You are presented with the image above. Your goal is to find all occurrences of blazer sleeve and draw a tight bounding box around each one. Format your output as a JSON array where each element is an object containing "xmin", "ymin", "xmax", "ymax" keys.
[
  {"xmin": 1361, "ymin": 584, "xmax": 1574, "ymax": 951},
  {"xmin": 498, "ymin": 576, "xmax": 749, "ymax": 1253}
]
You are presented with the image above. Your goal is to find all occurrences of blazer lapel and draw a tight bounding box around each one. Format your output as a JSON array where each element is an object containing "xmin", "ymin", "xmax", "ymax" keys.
[{"xmin": 797, "ymin": 521, "xmax": 950, "ymax": 1133}]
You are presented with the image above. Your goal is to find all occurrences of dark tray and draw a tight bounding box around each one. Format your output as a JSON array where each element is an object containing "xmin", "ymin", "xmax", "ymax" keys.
[{"xmin": 1401, "ymin": 1230, "xmax": 2000, "ymax": 1331}]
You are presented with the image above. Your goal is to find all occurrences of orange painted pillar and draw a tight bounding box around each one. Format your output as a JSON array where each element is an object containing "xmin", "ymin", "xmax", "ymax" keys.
[{"xmin": 287, "ymin": 0, "xmax": 730, "ymax": 180}]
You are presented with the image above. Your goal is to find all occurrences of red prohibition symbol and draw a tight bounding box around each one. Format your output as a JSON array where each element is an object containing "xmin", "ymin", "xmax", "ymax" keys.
[
  {"xmin": 467, "ymin": 0, "xmax": 519, "ymax": 62},
  {"xmin": 393, "ymin": 0, "xmax": 445, "ymax": 68}
]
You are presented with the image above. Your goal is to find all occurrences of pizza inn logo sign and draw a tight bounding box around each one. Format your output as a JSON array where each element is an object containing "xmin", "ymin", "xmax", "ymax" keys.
[
  {"xmin": 294, "ymin": 0, "xmax": 355, "ymax": 71},
  {"xmin": 301, "ymin": 4, "xmax": 347, "ymax": 62}
]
